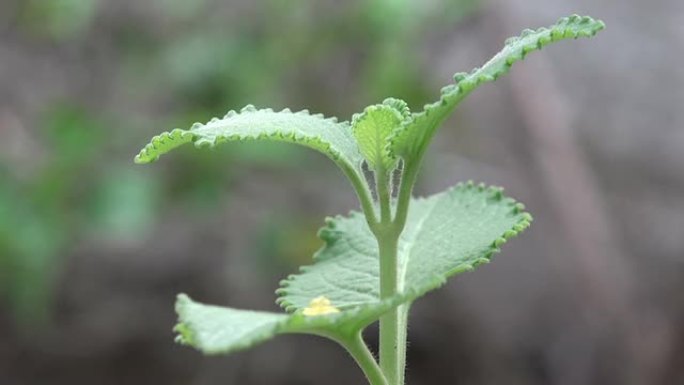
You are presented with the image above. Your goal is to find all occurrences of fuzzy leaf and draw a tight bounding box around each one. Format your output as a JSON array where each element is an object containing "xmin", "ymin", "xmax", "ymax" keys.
[
  {"xmin": 381, "ymin": 97, "xmax": 411, "ymax": 120},
  {"xmin": 135, "ymin": 106, "xmax": 364, "ymax": 177},
  {"xmin": 351, "ymin": 104, "xmax": 403, "ymax": 170},
  {"xmin": 174, "ymin": 182, "xmax": 531, "ymax": 355},
  {"xmin": 174, "ymin": 293, "xmax": 402, "ymax": 355},
  {"xmin": 389, "ymin": 14, "xmax": 605, "ymax": 160},
  {"xmin": 277, "ymin": 182, "xmax": 532, "ymax": 312}
]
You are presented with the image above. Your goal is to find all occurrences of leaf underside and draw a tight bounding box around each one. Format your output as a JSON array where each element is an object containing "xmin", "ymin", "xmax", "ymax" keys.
[
  {"xmin": 389, "ymin": 14, "xmax": 605, "ymax": 160},
  {"xmin": 176, "ymin": 182, "xmax": 531, "ymax": 354}
]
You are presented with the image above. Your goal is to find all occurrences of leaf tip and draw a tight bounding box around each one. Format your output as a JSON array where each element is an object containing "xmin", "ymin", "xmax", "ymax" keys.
[
  {"xmin": 173, "ymin": 294, "xmax": 196, "ymax": 346},
  {"xmin": 173, "ymin": 322, "xmax": 194, "ymax": 346},
  {"xmin": 133, "ymin": 153, "xmax": 151, "ymax": 164}
]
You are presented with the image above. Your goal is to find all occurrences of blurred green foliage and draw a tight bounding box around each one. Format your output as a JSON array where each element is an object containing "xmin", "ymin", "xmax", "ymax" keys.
[
  {"xmin": 18, "ymin": 0, "xmax": 99, "ymax": 39},
  {"xmin": 1, "ymin": 0, "xmax": 479, "ymax": 324}
]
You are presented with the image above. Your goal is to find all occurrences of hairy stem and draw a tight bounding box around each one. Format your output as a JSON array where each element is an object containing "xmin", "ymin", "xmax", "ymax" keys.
[
  {"xmin": 392, "ymin": 159, "xmax": 420, "ymax": 232},
  {"xmin": 340, "ymin": 332, "xmax": 389, "ymax": 385},
  {"xmin": 378, "ymin": 233, "xmax": 401, "ymax": 384},
  {"xmin": 375, "ymin": 164, "xmax": 404, "ymax": 384},
  {"xmin": 342, "ymin": 163, "xmax": 379, "ymax": 230},
  {"xmin": 379, "ymin": 158, "xmax": 422, "ymax": 385},
  {"xmin": 376, "ymin": 167, "xmax": 392, "ymax": 224},
  {"xmin": 395, "ymin": 305, "xmax": 409, "ymax": 385}
]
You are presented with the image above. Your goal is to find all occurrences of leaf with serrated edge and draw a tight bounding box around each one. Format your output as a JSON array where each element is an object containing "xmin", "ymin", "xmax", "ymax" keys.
[
  {"xmin": 135, "ymin": 106, "xmax": 364, "ymax": 178},
  {"xmin": 382, "ymin": 97, "xmax": 411, "ymax": 121},
  {"xmin": 277, "ymin": 182, "xmax": 532, "ymax": 312},
  {"xmin": 352, "ymin": 104, "xmax": 402, "ymax": 170},
  {"xmin": 174, "ymin": 182, "xmax": 531, "ymax": 354},
  {"xmin": 389, "ymin": 14, "xmax": 605, "ymax": 160}
]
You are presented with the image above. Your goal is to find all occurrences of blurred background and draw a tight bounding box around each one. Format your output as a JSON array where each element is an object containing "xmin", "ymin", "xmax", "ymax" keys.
[{"xmin": 1, "ymin": 0, "xmax": 682, "ymax": 384}]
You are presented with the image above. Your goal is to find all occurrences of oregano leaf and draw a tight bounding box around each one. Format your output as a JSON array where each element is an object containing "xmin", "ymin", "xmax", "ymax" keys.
[
  {"xmin": 276, "ymin": 182, "xmax": 532, "ymax": 312},
  {"xmin": 351, "ymin": 104, "xmax": 403, "ymax": 171},
  {"xmin": 135, "ymin": 106, "xmax": 365, "ymax": 180},
  {"xmin": 389, "ymin": 14, "xmax": 605, "ymax": 161}
]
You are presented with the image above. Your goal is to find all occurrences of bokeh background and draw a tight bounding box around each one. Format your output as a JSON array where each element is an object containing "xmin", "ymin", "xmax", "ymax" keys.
[{"xmin": 1, "ymin": 0, "xmax": 683, "ymax": 384}]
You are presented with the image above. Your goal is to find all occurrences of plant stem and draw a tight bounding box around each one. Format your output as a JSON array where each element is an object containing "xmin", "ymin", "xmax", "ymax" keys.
[
  {"xmin": 378, "ymin": 158, "xmax": 421, "ymax": 385},
  {"xmin": 341, "ymin": 332, "xmax": 389, "ymax": 385},
  {"xmin": 376, "ymin": 167, "xmax": 392, "ymax": 224},
  {"xmin": 394, "ymin": 305, "xmax": 410, "ymax": 385},
  {"xmin": 375, "ymin": 165, "xmax": 404, "ymax": 385},
  {"xmin": 341, "ymin": 163, "xmax": 379, "ymax": 230},
  {"xmin": 393, "ymin": 160, "xmax": 420, "ymax": 231},
  {"xmin": 378, "ymin": 233, "xmax": 401, "ymax": 384}
]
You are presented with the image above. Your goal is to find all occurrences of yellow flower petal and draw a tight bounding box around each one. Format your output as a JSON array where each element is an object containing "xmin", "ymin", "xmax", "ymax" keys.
[{"xmin": 302, "ymin": 296, "xmax": 340, "ymax": 316}]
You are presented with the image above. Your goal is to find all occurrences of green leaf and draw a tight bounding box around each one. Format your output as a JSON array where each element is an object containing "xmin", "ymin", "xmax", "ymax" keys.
[
  {"xmin": 174, "ymin": 183, "xmax": 530, "ymax": 355},
  {"xmin": 351, "ymin": 103, "xmax": 403, "ymax": 170},
  {"xmin": 381, "ymin": 97, "xmax": 411, "ymax": 120},
  {"xmin": 135, "ymin": 106, "xmax": 364, "ymax": 178},
  {"xmin": 389, "ymin": 14, "xmax": 605, "ymax": 161},
  {"xmin": 174, "ymin": 293, "xmax": 401, "ymax": 355},
  {"xmin": 135, "ymin": 129, "xmax": 194, "ymax": 164},
  {"xmin": 277, "ymin": 182, "xmax": 532, "ymax": 312}
]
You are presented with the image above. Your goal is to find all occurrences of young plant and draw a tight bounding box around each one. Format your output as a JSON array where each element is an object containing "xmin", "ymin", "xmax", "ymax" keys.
[{"xmin": 135, "ymin": 15, "xmax": 604, "ymax": 385}]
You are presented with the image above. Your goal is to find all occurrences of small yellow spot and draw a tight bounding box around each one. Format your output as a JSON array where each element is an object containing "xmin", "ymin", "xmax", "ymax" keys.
[{"xmin": 302, "ymin": 296, "xmax": 341, "ymax": 316}]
